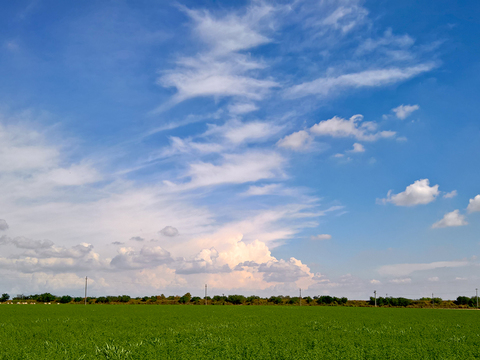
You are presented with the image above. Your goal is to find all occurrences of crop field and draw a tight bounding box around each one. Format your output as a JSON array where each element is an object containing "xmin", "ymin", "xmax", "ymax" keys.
[{"xmin": 0, "ymin": 305, "xmax": 479, "ymax": 359}]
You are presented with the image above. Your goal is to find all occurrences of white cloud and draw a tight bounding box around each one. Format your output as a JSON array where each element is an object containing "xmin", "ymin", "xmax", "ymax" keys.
[
  {"xmin": 378, "ymin": 179, "xmax": 439, "ymax": 206},
  {"xmin": 321, "ymin": 5, "xmax": 367, "ymax": 33},
  {"xmin": 356, "ymin": 29, "xmax": 415, "ymax": 55},
  {"xmin": 157, "ymin": 4, "xmax": 280, "ymax": 108},
  {"xmin": 186, "ymin": 151, "xmax": 285, "ymax": 188},
  {"xmin": 228, "ymin": 102, "xmax": 258, "ymax": 115},
  {"xmin": 428, "ymin": 277, "xmax": 439, "ymax": 282},
  {"xmin": 310, "ymin": 114, "xmax": 395, "ymax": 141},
  {"xmin": 159, "ymin": 226, "xmax": 179, "ymax": 237},
  {"xmin": 467, "ymin": 195, "xmax": 480, "ymax": 213},
  {"xmin": 370, "ymin": 279, "xmax": 381, "ymax": 284},
  {"xmin": 310, "ymin": 234, "xmax": 331, "ymax": 240},
  {"xmin": 208, "ymin": 119, "xmax": 283, "ymax": 145},
  {"xmin": 286, "ymin": 64, "xmax": 434, "ymax": 99},
  {"xmin": 378, "ymin": 260, "xmax": 469, "ymax": 277},
  {"xmin": 389, "ymin": 278, "xmax": 411, "ymax": 284},
  {"xmin": 0, "ymin": 219, "xmax": 8, "ymax": 231},
  {"xmin": 392, "ymin": 104, "xmax": 419, "ymax": 119},
  {"xmin": 243, "ymin": 184, "xmax": 281, "ymax": 196},
  {"xmin": 348, "ymin": 143, "xmax": 365, "ymax": 153},
  {"xmin": 432, "ymin": 210, "xmax": 468, "ymax": 229},
  {"xmin": 443, "ymin": 190, "xmax": 457, "ymax": 199},
  {"xmin": 277, "ymin": 130, "xmax": 312, "ymax": 150}
]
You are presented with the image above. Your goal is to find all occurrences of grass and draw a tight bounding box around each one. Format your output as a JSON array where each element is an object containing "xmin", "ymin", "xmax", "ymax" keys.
[{"xmin": 0, "ymin": 305, "xmax": 479, "ymax": 359}]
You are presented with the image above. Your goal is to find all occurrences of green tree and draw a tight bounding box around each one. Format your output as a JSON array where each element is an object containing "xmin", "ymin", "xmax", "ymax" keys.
[
  {"xmin": 179, "ymin": 293, "xmax": 192, "ymax": 304},
  {"xmin": 0, "ymin": 293, "xmax": 9, "ymax": 302},
  {"xmin": 59, "ymin": 295, "xmax": 72, "ymax": 304}
]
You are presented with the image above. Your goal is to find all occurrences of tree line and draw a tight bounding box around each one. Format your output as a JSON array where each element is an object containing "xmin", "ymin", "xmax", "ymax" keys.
[{"xmin": 1, "ymin": 292, "xmax": 478, "ymax": 308}]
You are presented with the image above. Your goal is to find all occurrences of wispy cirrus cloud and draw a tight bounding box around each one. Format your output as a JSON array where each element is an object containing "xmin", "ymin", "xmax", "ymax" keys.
[{"xmin": 286, "ymin": 64, "xmax": 434, "ymax": 99}]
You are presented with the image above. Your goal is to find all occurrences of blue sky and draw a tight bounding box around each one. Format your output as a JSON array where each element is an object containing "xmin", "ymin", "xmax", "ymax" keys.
[{"xmin": 0, "ymin": 0, "xmax": 479, "ymax": 299}]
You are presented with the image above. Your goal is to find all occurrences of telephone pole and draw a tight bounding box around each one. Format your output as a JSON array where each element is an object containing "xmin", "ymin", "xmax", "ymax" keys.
[
  {"xmin": 205, "ymin": 284, "xmax": 207, "ymax": 305},
  {"xmin": 374, "ymin": 290, "xmax": 377, "ymax": 307},
  {"xmin": 84, "ymin": 276, "xmax": 88, "ymax": 305},
  {"xmin": 432, "ymin": 293, "xmax": 434, "ymax": 308},
  {"xmin": 476, "ymin": 288, "xmax": 478, "ymax": 309},
  {"xmin": 299, "ymin": 288, "xmax": 302, "ymax": 306}
]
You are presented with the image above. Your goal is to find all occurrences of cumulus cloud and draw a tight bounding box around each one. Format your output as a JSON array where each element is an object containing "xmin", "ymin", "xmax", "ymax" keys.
[
  {"xmin": 0, "ymin": 219, "xmax": 8, "ymax": 231},
  {"xmin": 310, "ymin": 114, "xmax": 395, "ymax": 141},
  {"xmin": 392, "ymin": 104, "xmax": 419, "ymax": 119},
  {"xmin": 443, "ymin": 190, "xmax": 457, "ymax": 199},
  {"xmin": 286, "ymin": 64, "xmax": 434, "ymax": 99},
  {"xmin": 159, "ymin": 226, "xmax": 179, "ymax": 237},
  {"xmin": 467, "ymin": 195, "xmax": 480, "ymax": 213},
  {"xmin": 348, "ymin": 143, "xmax": 365, "ymax": 153},
  {"xmin": 378, "ymin": 179, "xmax": 439, "ymax": 206},
  {"xmin": 432, "ymin": 210, "xmax": 468, "ymax": 229},
  {"xmin": 310, "ymin": 234, "xmax": 332, "ymax": 240},
  {"xmin": 370, "ymin": 279, "xmax": 381, "ymax": 284},
  {"xmin": 277, "ymin": 130, "xmax": 312, "ymax": 150},
  {"xmin": 258, "ymin": 258, "xmax": 312, "ymax": 283}
]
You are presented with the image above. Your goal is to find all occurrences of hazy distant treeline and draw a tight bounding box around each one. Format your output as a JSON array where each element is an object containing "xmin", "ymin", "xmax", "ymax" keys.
[{"xmin": 2, "ymin": 292, "xmax": 479, "ymax": 308}]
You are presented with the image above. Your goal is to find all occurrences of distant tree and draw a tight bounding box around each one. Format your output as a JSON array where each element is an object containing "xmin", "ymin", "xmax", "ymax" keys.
[
  {"xmin": 59, "ymin": 295, "xmax": 72, "ymax": 304},
  {"xmin": 74, "ymin": 297, "xmax": 83, "ymax": 303},
  {"xmin": 268, "ymin": 296, "xmax": 282, "ymax": 304},
  {"xmin": 246, "ymin": 295, "xmax": 259, "ymax": 304},
  {"xmin": 317, "ymin": 296, "xmax": 333, "ymax": 305},
  {"xmin": 191, "ymin": 296, "xmax": 201, "ymax": 303},
  {"xmin": 305, "ymin": 296, "xmax": 314, "ymax": 304},
  {"xmin": 96, "ymin": 297, "xmax": 109, "ymax": 304},
  {"xmin": 0, "ymin": 293, "xmax": 9, "ymax": 302},
  {"xmin": 226, "ymin": 295, "xmax": 245, "ymax": 305},
  {"xmin": 119, "ymin": 295, "xmax": 131, "ymax": 303},
  {"xmin": 36, "ymin": 293, "xmax": 56, "ymax": 303},
  {"xmin": 455, "ymin": 296, "xmax": 470, "ymax": 306},
  {"xmin": 179, "ymin": 293, "xmax": 192, "ymax": 304}
]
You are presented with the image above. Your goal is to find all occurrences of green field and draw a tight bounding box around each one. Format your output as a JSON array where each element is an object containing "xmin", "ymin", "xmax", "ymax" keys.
[{"xmin": 1, "ymin": 305, "xmax": 479, "ymax": 359}]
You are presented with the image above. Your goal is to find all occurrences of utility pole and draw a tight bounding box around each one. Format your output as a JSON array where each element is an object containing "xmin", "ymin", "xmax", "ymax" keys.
[
  {"xmin": 299, "ymin": 288, "xmax": 302, "ymax": 306},
  {"xmin": 205, "ymin": 284, "xmax": 207, "ymax": 305},
  {"xmin": 476, "ymin": 288, "xmax": 478, "ymax": 309},
  {"xmin": 432, "ymin": 293, "xmax": 434, "ymax": 308},
  {"xmin": 84, "ymin": 276, "xmax": 88, "ymax": 305},
  {"xmin": 374, "ymin": 290, "xmax": 377, "ymax": 307}
]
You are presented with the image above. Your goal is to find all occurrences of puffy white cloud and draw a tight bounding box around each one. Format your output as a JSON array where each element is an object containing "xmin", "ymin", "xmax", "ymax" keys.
[
  {"xmin": 370, "ymin": 279, "xmax": 381, "ymax": 284},
  {"xmin": 378, "ymin": 179, "xmax": 439, "ymax": 206},
  {"xmin": 258, "ymin": 258, "xmax": 312, "ymax": 283},
  {"xmin": 443, "ymin": 190, "xmax": 457, "ymax": 199},
  {"xmin": 392, "ymin": 104, "xmax": 419, "ymax": 119},
  {"xmin": 348, "ymin": 143, "xmax": 365, "ymax": 153},
  {"xmin": 286, "ymin": 64, "xmax": 434, "ymax": 99},
  {"xmin": 310, "ymin": 234, "xmax": 331, "ymax": 240},
  {"xmin": 467, "ymin": 195, "xmax": 480, "ymax": 213},
  {"xmin": 0, "ymin": 219, "xmax": 8, "ymax": 231},
  {"xmin": 432, "ymin": 210, "xmax": 468, "ymax": 229},
  {"xmin": 310, "ymin": 114, "xmax": 395, "ymax": 141},
  {"xmin": 277, "ymin": 130, "xmax": 312, "ymax": 150},
  {"xmin": 159, "ymin": 226, "xmax": 179, "ymax": 237},
  {"xmin": 378, "ymin": 260, "xmax": 469, "ymax": 277}
]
